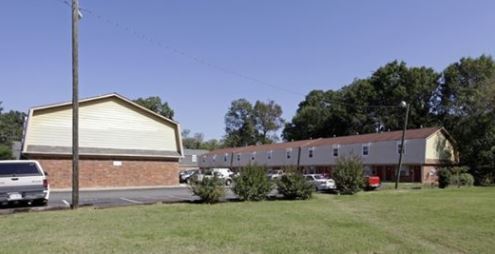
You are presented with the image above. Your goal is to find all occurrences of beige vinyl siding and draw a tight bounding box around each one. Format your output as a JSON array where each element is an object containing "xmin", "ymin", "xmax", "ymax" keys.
[
  {"xmin": 25, "ymin": 98, "xmax": 179, "ymax": 152},
  {"xmin": 425, "ymin": 131, "xmax": 456, "ymax": 162}
]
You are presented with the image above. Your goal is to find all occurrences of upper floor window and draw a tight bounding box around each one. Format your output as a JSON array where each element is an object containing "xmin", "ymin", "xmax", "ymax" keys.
[
  {"xmin": 362, "ymin": 145, "xmax": 369, "ymax": 156},
  {"xmin": 309, "ymin": 147, "xmax": 315, "ymax": 158},
  {"xmin": 397, "ymin": 142, "xmax": 406, "ymax": 154},
  {"xmin": 286, "ymin": 149, "xmax": 292, "ymax": 159}
]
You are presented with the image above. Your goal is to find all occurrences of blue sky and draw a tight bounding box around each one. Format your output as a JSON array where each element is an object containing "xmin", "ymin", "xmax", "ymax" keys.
[{"xmin": 1, "ymin": 0, "xmax": 494, "ymax": 139}]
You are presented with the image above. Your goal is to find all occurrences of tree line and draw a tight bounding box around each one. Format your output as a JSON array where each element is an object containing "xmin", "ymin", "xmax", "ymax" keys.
[
  {"xmin": 1, "ymin": 55, "xmax": 494, "ymax": 183},
  {"xmin": 221, "ymin": 55, "xmax": 495, "ymax": 185}
]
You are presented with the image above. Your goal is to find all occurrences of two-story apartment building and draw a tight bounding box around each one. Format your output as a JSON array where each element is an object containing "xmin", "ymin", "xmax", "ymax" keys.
[{"xmin": 199, "ymin": 127, "xmax": 457, "ymax": 184}]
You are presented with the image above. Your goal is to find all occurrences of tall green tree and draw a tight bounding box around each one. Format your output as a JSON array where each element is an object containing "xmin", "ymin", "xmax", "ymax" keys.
[
  {"xmin": 0, "ymin": 102, "xmax": 26, "ymax": 160},
  {"xmin": 433, "ymin": 55, "xmax": 495, "ymax": 184},
  {"xmin": 224, "ymin": 99, "xmax": 257, "ymax": 147},
  {"xmin": 253, "ymin": 100, "xmax": 284, "ymax": 144},
  {"xmin": 283, "ymin": 61, "xmax": 439, "ymax": 141},
  {"xmin": 134, "ymin": 96, "xmax": 174, "ymax": 119},
  {"xmin": 181, "ymin": 129, "xmax": 223, "ymax": 150}
]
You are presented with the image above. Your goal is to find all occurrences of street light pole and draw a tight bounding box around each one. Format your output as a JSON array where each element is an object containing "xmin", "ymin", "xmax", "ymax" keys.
[
  {"xmin": 71, "ymin": 0, "xmax": 80, "ymax": 209},
  {"xmin": 395, "ymin": 101, "xmax": 410, "ymax": 190}
]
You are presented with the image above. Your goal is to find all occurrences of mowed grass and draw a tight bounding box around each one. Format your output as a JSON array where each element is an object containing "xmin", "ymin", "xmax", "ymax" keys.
[{"xmin": 1, "ymin": 188, "xmax": 494, "ymax": 254}]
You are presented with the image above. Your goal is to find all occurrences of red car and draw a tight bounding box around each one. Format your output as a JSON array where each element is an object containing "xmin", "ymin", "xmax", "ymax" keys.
[{"xmin": 364, "ymin": 176, "xmax": 381, "ymax": 190}]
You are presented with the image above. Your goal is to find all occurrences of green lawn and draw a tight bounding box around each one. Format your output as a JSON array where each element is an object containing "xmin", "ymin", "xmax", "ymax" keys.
[{"xmin": 1, "ymin": 187, "xmax": 494, "ymax": 254}]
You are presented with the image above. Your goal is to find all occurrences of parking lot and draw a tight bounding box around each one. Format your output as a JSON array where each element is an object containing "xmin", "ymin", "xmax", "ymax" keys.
[{"xmin": 0, "ymin": 185, "xmax": 238, "ymax": 212}]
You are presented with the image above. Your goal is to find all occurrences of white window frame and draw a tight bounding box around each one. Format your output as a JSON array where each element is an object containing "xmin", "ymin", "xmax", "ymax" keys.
[
  {"xmin": 212, "ymin": 155, "xmax": 217, "ymax": 162},
  {"xmin": 191, "ymin": 154, "xmax": 197, "ymax": 163},
  {"xmin": 309, "ymin": 147, "xmax": 315, "ymax": 158},
  {"xmin": 286, "ymin": 148, "xmax": 292, "ymax": 159},
  {"xmin": 267, "ymin": 150, "xmax": 272, "ymax": 160},
  {"xmin": 332, "ymin": 145, "xmax": 340, "ymax": 157},
  {"xmin": 224, "ymin": 153, "xmax": 228, "ymax": 162},
  {"xmin": 397, "ymin": 141, "xmax": 407, "ymax": 155},
  {"xmin": 362, "ymin": 144, "xmax": 370, "ymax": 156}
]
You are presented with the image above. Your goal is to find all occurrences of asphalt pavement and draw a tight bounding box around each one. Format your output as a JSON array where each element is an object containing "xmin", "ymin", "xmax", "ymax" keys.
[{"xmin": 48, "ymin": 186, "xmax": 200, "ymax": 208}]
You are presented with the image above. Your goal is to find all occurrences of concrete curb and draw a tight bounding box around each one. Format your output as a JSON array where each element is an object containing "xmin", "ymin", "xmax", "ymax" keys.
[
  {"xmin": 51, "ymin": 184, "xmax": 189, "ymax": 192},
  {"xmin": 0, "ymin": 205, "xmax": 70, "ymax": 216}
]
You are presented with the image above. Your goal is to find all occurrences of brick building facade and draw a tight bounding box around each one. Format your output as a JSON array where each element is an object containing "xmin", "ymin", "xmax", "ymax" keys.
[{"xmin": 22, "ymin": 94, "xmax": 184, "ymax": 189}]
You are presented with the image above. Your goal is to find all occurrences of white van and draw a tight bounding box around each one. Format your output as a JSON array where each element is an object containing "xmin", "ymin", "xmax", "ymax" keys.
[{"xmin": 0, "ymin": 160, "xmax": 50, "ymax": 206}]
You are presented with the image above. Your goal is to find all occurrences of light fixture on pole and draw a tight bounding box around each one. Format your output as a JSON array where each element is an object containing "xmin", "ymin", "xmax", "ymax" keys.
[{"xmin": 395, "ymin": 101, "xmax": 410, "ymax": 190}]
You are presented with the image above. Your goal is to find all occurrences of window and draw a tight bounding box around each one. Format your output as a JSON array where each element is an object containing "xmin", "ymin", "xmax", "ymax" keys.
[
  {"xmin": 362, "ymin": 145, "xmax": 369, "ymax": 156},
  {"xmin": 237, "ymin": 154, "xmax": 241, "ymax": 161},
  {"xmin": 251, "ymin": 152, "xmax": 256, "ymax": 161},
  {"xmin": 202, "ymin": 156, "xmax": 206, "ymax": 163},
  {"xmin": 191, "ymin": 154, "xmax": 197, "ymax": 162},
  {"xmin": 212, "ymin": 155, "xmax": 217, "ymax": 162},
  {"xmin": 397, "ymin": 142, "xmax": 406, "ymax": 154},
  {"xmin": 400, "ymin": 166, "xmax": 410, "ymax": 176},
  {"xmin": 286, "ymin": 149, "xmax": 292, "ymax": 159},
  {"xmin": 267, "ymin": 150, "xmax": 272, "ymax": 160},
  {"xmin": 224, "ymin": 154, "xmax": 228, "ymax": 162},
  {"xmin": 0, "ymin": 163, "xmax": 41, "ymax": 177},
  {"xmin": 333, "ymin": 147, "xmax": 339, "ymax": 157}
]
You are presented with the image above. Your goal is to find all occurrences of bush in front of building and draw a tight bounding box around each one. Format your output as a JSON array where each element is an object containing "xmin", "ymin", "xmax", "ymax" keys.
[
  {"xmin": 438, "ymin": 168, "xmax": 452, "ymax": 188},
  {"xmin": 190, "ymin": 176, "xmax": 225, "ymax": 204},
  {"xmin": 276, "ymin": 169, "xmax": 313, "ymax": 200},
  {"xmin": 450, "ymin": 169, "xmax": 475, "ymax": 187},
  {"xmin": 333, "ymin": 156, "xmax": 364, "ymax": 194},
  {"xmin": 232, "ymin": 165, "xmax": 272, "ymax": 201}
]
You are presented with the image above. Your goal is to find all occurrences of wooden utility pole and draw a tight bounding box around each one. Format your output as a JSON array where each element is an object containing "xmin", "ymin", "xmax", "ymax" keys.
[
  {"xmin": 395, "ymin": 102, "xmax": 410, "ymax": 190},
  {"xmin": 71, "ymin": 0, "xmax": 80, "ymax": 209}
]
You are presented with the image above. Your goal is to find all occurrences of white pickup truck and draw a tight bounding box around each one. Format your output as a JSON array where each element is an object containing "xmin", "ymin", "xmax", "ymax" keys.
[{"xmin": 0, "ymin": 160, "xmax": 50, "ymax": 206}]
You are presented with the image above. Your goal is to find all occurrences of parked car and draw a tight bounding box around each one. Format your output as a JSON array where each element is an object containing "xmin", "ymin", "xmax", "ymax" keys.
[
  {"xmin": 0, "ymin": 160, "xmax": 50, "ymax": 206},
  {"xmin": 267, "ymin": 169, "xmax": 284, "ymax": 181},
  {"xmin": 363, "ymin": 176, "xmax": 381, "ymax": 190},
  {"xmin": 304, "ymin": 174, "xmax": 336, "ymax": 191},
  {"xmin": 192, "ymin": 169, "xmax": 233, "ymax": 186},
  {"xmin": 179, "ymin": 169, "xmax": 199, "ymax": 184}
]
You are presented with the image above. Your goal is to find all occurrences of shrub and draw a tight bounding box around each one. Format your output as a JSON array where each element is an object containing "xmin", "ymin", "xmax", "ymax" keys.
[
  {"xmin": 0, "ymin": 144, "xmax": 12, "ymax": 160},
  {"xmin": 438, "ymin": 168, "xmax": 451, "ymax": 189},
  {"xmin": 190, "ymin": 177, "xmax": 225, "ymax": 204},
  {"xmin": 232, "ymin": 165, "xmax": 272, "ymax": 201},
  {"xmin": 276, "ymin": 170, "xmax": 313, "ymax": 200},
  {"xmin": 451, "ymin": 173, "xmax": 475, "ymax": 187},
  {"xmin": 333, "ymin": 156, "xmax": 364, "ymax": 194}
]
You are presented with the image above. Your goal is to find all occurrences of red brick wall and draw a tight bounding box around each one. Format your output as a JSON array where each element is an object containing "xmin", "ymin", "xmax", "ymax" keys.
[
  {"xmin": 422, "ymin": 166, "xmax": 439, "ymax": 185},
  {"xmin": 32, "ymin": 157, "xmax": 180, "ymax": 189}
]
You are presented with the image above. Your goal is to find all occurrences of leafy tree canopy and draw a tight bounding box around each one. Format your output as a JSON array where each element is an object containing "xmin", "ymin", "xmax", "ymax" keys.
[{"xmin": 134, "ymin": 96, "xmax": 174, "ymax": 119}]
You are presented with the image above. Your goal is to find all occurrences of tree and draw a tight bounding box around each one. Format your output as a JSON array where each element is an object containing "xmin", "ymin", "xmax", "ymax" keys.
[
  {"xmin": 224, "ymin": 99, "xmax": 257, "ymax": 147},
  {"xmin": 283, "ymin": 61, "xmax": 439, "ymax": 141},
  {"xmin": 181, "ymin": 129, "xmax": 223, "ymax": 150},
  {"xmin": 0, "ymin": 110, "xmax": 26, "ymax": 147},
  {"xmin": 433, "ymin": 55, "xmax": 495, "ymax": 184},
  {"xmin": 253, "ymin": 100, "xmax": 284, "ymax": 144},
  {"xmin": 134, "ymin": 96, "xmax": 174, "ymax": 119},
  {"xmin": 333, "ymin": 156, "xmax": 364, "ymax": 194}
]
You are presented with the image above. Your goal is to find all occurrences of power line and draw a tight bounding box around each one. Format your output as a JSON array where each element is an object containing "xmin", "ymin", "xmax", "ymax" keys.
[
  {"xmin": 50, "ymin": 0, "xmax": 404, "ymax": 110},
  {"xmin": 51, "ymin": 0, "xmax": 304, "ymax": 97}
]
